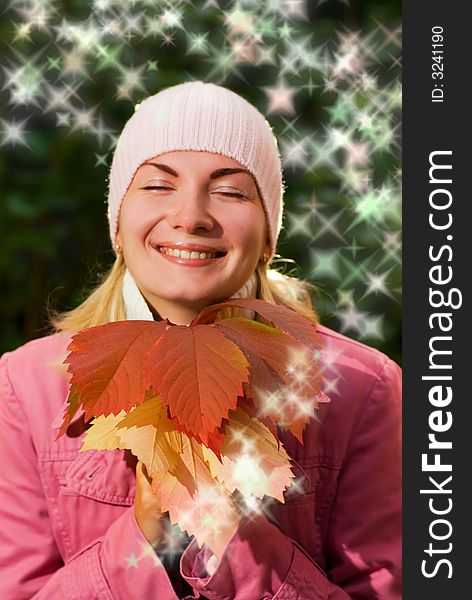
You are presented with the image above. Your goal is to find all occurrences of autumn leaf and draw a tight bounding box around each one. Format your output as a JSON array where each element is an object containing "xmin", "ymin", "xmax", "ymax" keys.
[
  {"xmin": 151, "ymin": 436, "xmax": 237, "ymax": 546},
  {"xmin": 80, "ymin": 411, "xmax": 128, "ymax": 451},
  {"xmin": 215, "ymin": 318, "xmax": 323, "ymax": 442},
  {"xmin": 201, "ymin": 407, "xmax": 294, "ymax": 502},
  {"xmin": 80, "ymin": 396, "xmax": 184, "ymax": 474},
  {"xmin": 56, "ymin": 383, "xmax": 81, "ymax": 439},
  {"xmin": 214, "ymin": 318, "xmax": 296, "ymax": 380},
  {"xmin": 55, "ymin": 297, "xmax": 326, "ymax": 546},
  {"xmin": 149, "ymin": 410, "xmax": 294, "ymax": 546},
  {"xmin": 214, "ymin": 318, "xmax": 301, "ymax": 402},
  {"xmin": 58, "ymin": 299, "xmax": 323, "ymax": 444},
  {"xmin": 235, "ymin": 397, "xmax": 279, "ymax": 442},
  {"xmin": 63, "ymin": 320, "xmax": 168, "ymax": 422},
  {"xmin": 172, "ymin": 419, "xmax": 226, "ymax": 458},
  {"xmin": 145, "ymin": 324, "xmax": 250, "ymax": 446},
  {"xmin": 116, "ymin": 395, "xmax": 183, "ymax": 475},
  {"xmin": 193, "ymin": 298, "xmax": 321, "ymax": 351}
]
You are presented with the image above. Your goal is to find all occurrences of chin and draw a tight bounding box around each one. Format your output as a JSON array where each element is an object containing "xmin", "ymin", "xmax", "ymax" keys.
[{"xmin": 158, "ymin": 291, "xmax": 221, "ymax": 308}]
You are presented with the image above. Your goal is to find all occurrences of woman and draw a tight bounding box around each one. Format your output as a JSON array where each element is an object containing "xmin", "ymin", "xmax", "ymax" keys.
[{"xmin": 0, "ymin": 81, "xmax": 401, "ymax": 599}]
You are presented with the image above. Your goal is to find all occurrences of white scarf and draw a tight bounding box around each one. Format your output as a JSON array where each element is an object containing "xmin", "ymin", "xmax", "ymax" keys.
[{"xmin": 122, "ymin": 268, "xmax": 258, "ymax": 321}]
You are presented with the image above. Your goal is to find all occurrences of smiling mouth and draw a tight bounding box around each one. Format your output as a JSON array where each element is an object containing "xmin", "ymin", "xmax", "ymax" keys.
[{"xmin": 154, "ymin": 245, "xmax": 226, "ymax": 260}]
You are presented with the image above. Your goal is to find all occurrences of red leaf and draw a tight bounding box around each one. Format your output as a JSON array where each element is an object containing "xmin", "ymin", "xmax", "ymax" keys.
[
  {"xmin": 58, "ymin": 300, "xmax": 324, "ymax": 448},
  {"xmin": 55, "ymin": 383, "xmax": 81, "ymax": 440},
  {"xmin": 171, "ymin": 419, "xmax": 225, "ymax": 458},
  {"xmin": 144, "ymin": 324, "xmax": 249, "ymax": 446},
  {"xmin": 215, "ymin": 318, "xmax": 301, "ymax": 382},
  {"xmin": 215, "ymin": 317, "xmax": 323, "ymax": 442},
  {"xmin": 237, "ymin": 397, "xmax": 280, "ymax": 442},
  {"xmin": 64, "ymin": 320, "xmax": 168, "ymax": 422},
  {"xmin": 192, "ymin": 298, "xmax": 321, "ymax": 351},
  {"xmin": 214, "ymin": 319, "xmax": 286, "ymax": 438}
]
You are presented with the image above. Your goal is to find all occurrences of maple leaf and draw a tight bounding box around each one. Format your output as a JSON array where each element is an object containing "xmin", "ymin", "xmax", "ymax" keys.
[
  {"xmin": 201, "ymin": 407, "xmax": 294, "ymax": 502},
  {"xmin": 116, "ymin": 395, "xmax": 183, "ymax": 475},
  {"xmin": 193, "ymin": 298, "xmax": 321, "ymax": 351},
  {"xmin": 55, "ymin": 297, "xmax": 327, "ymax": 546},
  {"xmin": 80, "ymin": 411, "xmax": 128, "ymax": 451},
  {"xmin": 62, "ymin": 320, "xmax": 168, "ymax": 425},
  {"xmin": 214, "ymin": 318, "xmax": 323, "ymax": 442},
  {"xmin": 171, "ymin": 419, "xmax": 226, "ymax": 459},
  {"xmin": 151, "ymin": 436, "xmax": 238, "ymax": 547},
  {"xmin": 58, "ymin": 298, "xmax": 324, "ymax": 444},
  {"xmin": 144, "ymin": 324, "xmax": 250, "ymax": 446},
  {"xmin": 80, "ymin": 395, "xmax": 184, "ymax": 475},
  {"xmin": 56, "ymin": 383, "xmax": 81, "ymax": 439},
  {"xmin": 214, "ymin": 318, "xmax": 296, "ymax": 382}
]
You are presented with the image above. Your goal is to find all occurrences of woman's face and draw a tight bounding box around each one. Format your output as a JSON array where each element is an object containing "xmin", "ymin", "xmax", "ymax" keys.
[{"xmin": 116, "ymin": 150, "xmax": 270, "ymax": 324}]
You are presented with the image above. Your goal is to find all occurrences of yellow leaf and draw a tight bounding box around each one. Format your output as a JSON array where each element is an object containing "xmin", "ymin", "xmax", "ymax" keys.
[
  {"xmin": 202, "ymin": 407, "xmax": 294, "ymax": 502},
  {"xmin": 80, "ymin": 411, "xmax": 128, "ymax": 451},
  {"xmin": 116, "ymin": 395, "xmax": 182, "ymax": 475},
  {"xmin": 152, "ymin": 436, "xmax": 238, "ymax": 547}
]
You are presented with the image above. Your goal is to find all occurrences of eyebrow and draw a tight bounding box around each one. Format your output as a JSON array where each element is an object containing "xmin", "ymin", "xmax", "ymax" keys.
[{"xmin": 143, "ymin": 161, "xmax": 252, "ymax": 180}]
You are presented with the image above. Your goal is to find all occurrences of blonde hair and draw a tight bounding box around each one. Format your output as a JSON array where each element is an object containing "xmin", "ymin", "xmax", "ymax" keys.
[{"xmin": 50, "ymin": 255, "xmax": 319, "ymax": 333}]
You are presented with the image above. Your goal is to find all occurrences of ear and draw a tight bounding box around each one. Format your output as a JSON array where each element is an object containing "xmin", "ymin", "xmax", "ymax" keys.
[
  {"xmin": 114, "ymin": 230, "xmax": 123, "ymax": 254},
  {"xmin": 260, "ymin": 237, "xmax": 271, "ymax": 263},
  {"xmin": 263, "ymin": 234, "xmax": 271, "ymax": 256}
]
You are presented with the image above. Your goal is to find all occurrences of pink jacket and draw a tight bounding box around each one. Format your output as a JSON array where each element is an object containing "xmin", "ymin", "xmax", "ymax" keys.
[{"xmin": 0, "ymin": 325, "xmax": 401, "ymax": 599}]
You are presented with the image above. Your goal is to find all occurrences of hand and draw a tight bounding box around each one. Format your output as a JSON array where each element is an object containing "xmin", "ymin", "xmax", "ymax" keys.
[
  {"xmin": 134, "ymin": 459, "xmax": 239, "ymax": 562},
  {"xmin": 133, "ymin": 461, "xmax": 165, "ymax": 546},
  {"xmin": 203, "ymin": 505, "xmax": 240, "ymax": 561}
]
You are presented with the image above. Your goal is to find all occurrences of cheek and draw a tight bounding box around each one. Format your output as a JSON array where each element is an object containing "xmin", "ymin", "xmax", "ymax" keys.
[
  {"xmin": 119, "ymin": 199, "xmax": 160, "ymax": 241},
  {"xmin": 225, "ymin": 208, "xmax": 266, "ymax": 249}
]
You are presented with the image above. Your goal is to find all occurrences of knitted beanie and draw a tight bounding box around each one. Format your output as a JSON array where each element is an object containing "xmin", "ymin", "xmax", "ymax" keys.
[{"xmin": 107, "ymin": 80, "xmax": 284, "ymax": 258}]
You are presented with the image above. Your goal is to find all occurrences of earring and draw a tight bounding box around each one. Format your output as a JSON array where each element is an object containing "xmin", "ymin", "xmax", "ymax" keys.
[
  {"xmin": 261, "ymin": 252, "xmax": 269, "ymax": 264},
  {"xmin": 115, "ymin": 243, "xmax": 122, "ymax": 253}
]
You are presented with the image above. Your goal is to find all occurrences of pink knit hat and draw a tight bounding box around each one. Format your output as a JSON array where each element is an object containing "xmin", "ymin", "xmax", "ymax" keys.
[{"xmin": 107, "ymin": 81, "xmax": 284, "ymax": 258}]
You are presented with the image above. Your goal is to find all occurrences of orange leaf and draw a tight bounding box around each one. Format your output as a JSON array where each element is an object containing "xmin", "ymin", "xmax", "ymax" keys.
[
  {"xmin": 56, "ymin": 383, "xmax": 81, "ymax": 439},
  {"xmin": 215, "ymin": 318, "xmax": 323, "ymax": 442},
  {"xmin": 145, "ymin": 325, "xmax": 250, "ymax": 445},
  {"xmin": 215, "ymin": 317, "xmax": 297, "ymax": 387},
  {"xmin": 237, "ymin": 397, "xmax": 280, "ymax": 442},
  {"xmin": 193, "ymin": 298, "xmax": 320, "ymax": 351},
  {"xmin": 116, "ymin": 395, "xmax": 183, "ymax": 474},
  {"xmin": 174, "ymin": 420, "xmax": 225, "ymax": 458},
  {"xmin": 63, "ymin": 320, "xmax": 168, "ymax": 423}
]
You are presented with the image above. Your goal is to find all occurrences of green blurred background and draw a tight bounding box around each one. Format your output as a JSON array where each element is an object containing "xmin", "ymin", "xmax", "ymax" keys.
[{"xmin": 0, "ymin": 0, "xmax": 401, "ymax": 363}]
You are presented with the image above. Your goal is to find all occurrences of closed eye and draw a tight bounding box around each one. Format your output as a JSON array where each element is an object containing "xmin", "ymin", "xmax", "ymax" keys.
[
  {"xmin": 217, "ymin": 191, "xmax": 247, "ymax": 198},
  {"xmin": 142, "ymin": 186, "xmax": 248, "ymax": 199},
  {"xmin": 212, "ymin": 187, "xmax": 249, "ymax": 199},
  {"xmin": 142, "ymin": 186, "xmax": 171, "ymax": 190}
]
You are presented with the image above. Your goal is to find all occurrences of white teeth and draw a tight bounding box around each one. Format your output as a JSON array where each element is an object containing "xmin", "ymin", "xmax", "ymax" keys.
[{"xmin": 160, "ymin": 247, "xmax": 218, "ymax": 259}]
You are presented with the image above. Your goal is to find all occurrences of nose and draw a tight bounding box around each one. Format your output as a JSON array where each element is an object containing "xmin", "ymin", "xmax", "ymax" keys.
[{"xmin": 167, "ymin": 192, "xmax": 215, "ymax": 233}]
